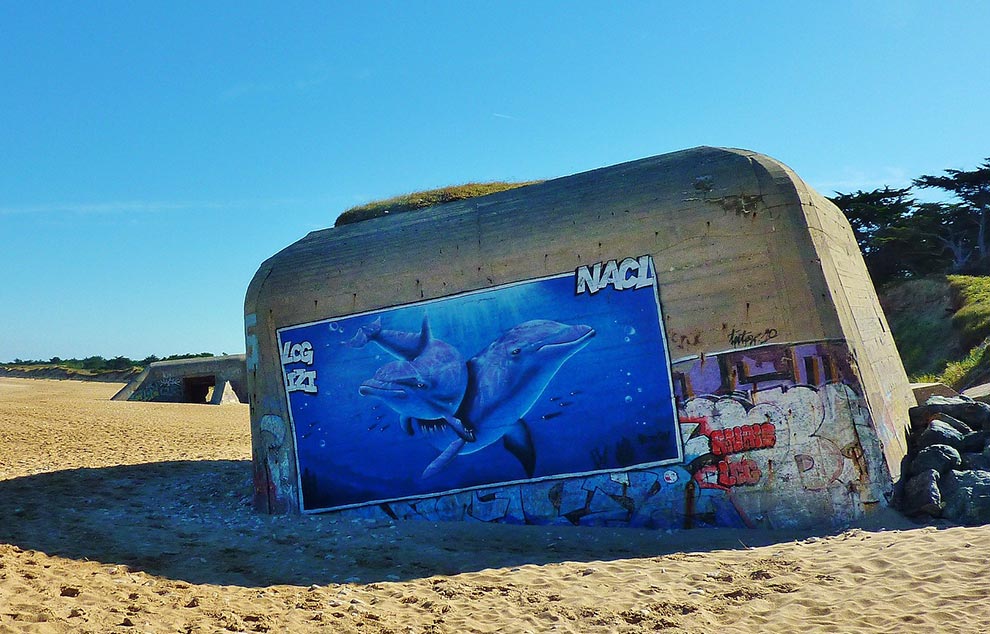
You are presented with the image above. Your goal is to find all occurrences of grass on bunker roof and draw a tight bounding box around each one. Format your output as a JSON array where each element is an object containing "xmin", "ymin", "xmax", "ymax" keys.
[{"xmin": 335, "ymin": 181, "xmax": 541, "ymax": 226}]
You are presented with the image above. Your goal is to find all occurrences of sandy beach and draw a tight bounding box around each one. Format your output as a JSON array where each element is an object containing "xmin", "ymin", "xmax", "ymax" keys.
[{"xmin": 1, "ymin": 377, "xmax": 988, "ymax": 633}]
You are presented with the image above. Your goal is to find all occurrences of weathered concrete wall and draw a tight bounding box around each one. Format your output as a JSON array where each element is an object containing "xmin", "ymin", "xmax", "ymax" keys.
[
  {"xmin": 112, "ymin": 355, "xmax": 247, "ymax": 404},
  {"xmin": 244, "ymin": 146, "xmax": 914, "ymax": 528}
]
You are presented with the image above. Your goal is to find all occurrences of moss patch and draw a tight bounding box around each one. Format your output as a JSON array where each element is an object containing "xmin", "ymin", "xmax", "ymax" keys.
[{"xmin": 335, "ymin": 181, "xmax": 541, "ymax": 226}]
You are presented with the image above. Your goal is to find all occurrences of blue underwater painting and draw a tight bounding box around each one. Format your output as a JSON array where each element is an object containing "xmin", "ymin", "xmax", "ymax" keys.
[{"xmin": 278, "ymin": 260, "xmax": 682, "ymax": 512}]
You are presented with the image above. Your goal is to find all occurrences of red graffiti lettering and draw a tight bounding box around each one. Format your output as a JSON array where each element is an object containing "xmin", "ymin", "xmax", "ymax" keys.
[
  {"xmin": 717, "ymin": 457, "xmax": 762, "ymax": 487},
  {"xmin": 682, "ymin": 415, "xmax": 773, "ymax": 489},
  {"xmin": 709, "ymin": 423, "xmax": 777, "ymax": 456},
  {"xmin": 761, "ymin": 422, "xmax": 776, "ymax": 447},
  {"xmin": 710, "ymin": 430, "xmax": 726, "ymax": 455},
  {"xmin": 740, "ymin": 425, "xmax": 757, "ymax": 450}
]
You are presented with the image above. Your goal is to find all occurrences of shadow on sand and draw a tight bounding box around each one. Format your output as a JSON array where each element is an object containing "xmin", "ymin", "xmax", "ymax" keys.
[{"xmin": 0, "ymin": 460, "xmax": 899, "ymax": 587}]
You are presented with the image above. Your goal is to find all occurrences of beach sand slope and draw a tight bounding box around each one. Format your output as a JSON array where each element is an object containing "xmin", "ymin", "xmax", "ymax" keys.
[{"xmin": 1, "ymin": 378, "xmax": 988, "ymax": 633}]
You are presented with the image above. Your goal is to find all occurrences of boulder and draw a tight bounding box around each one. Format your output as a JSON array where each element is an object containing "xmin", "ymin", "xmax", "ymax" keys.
[
  {"xmin": 909, "ymin": 444, "xmax": 961, "ymax": 476},
  {"xmin": 917, "ymin": 420, "xmax": 966, "ymax": 451},
  {"xmin": 910, "ymin": 397, "xmax": 990, "ymax": 432},
  {"xmin": 933, "ymin": 414, "xmax": 974, "ymax": 436},
  {"xmin": 961, "ymin": 452, "xmax": 990, "ymax": 472},
  {"xmin": 899, "ymin": 396, "xmax": 990, "ymax": 526},
  {"xmin": 961, "ymin": 430, "xmax": 990, "ymax": 453},
  {"xmin": 901, "ymin": 468, "xmax": 942, "ymax": 517},
  {"xmin": 927, "ymin": 395, "xmax": 976, "ymax": 406},
  {"xmin": 941, "ymin": 470, "xmax": 990, "ymax": 525}
]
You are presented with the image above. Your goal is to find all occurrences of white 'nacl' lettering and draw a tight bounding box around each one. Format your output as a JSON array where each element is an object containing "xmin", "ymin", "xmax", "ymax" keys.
[
  {"xmin": 575, "ymin": 255, "xmax": 654, "ymax": 295},
  {"xmin": 576, "ymin": 262, "xmax": 603, "ymax": 294}
]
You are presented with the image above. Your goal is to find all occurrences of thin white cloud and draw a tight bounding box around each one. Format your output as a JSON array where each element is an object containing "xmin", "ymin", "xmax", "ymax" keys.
[
  {"xmin": 0, "ymin": 198, "xmax": 301, "ymax": 216},
  {"xmin": 294, "ymin": 75, "xmax": 329, "ymax": 90},
  {"xmin": 221, "ymin": 73, "xmax": 330, "ymax": 100},
  {"xmin": 220, "ymin": 81, "xmax": 279, "ymax": 100},
  {"xmin": 492, "ymin": 112, "xmax": 516, "ymax": 120}
]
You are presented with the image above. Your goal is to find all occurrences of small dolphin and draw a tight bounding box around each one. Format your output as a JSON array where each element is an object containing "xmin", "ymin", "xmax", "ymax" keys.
[
  {"xmin": 350, "ymin": 315, "xmax": 472, "ymax": 441},
  {"xmin": 359, "ymin": 359, "xmax": 472, "ymax": 440},
  {"xmin": 419, "ymin": 319, "xmax": 595, "ymax": 479}
]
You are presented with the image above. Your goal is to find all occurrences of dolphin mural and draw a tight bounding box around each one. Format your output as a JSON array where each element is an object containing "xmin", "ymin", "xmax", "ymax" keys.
[
  {"xmin": 417, "ymin": 319, "xmax": 596, "ymax": 479},
  {"xmin": 347, "ymin": 315, "xmax": 473, "ymax": 441},
  {"xmin": 279, "ymin": 264, "xmax": 683, "ymax": 513}
]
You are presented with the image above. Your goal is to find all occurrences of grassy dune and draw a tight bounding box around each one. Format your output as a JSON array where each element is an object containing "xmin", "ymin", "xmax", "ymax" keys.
[{"xmin": 882, "ymin": 275, "xmax": 990, "ymax": 389}]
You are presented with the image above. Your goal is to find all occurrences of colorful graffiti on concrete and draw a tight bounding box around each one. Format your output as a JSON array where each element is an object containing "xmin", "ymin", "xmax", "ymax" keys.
[
  {"xmin": 673, "ymin": 341, "xmax": 886, "ymax": 528},
  {"xmin": 328, "ymin": 341, "xmax": 887, "ymax": 529},
  {"xmin": 255, "ymin": 412, "xmax": 297, "ymax": 513},
  {"xmin": 278, "ymin": 257, "xmax": 683, "ymax": 513},
  {"xmin": 130, "ymin": 375, "xmax": 183, "ymax": 402}
]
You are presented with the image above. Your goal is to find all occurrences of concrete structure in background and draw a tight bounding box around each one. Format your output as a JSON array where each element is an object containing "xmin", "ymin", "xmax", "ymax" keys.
[
  {"xmin": 911, "ymin": 382, "xmax": 959, "ymax": 406},
  {"xmin": 112, "ymin": 355, "xmax": 247, "ymax": 404},
  {"xmin": 244, "ymin": 146, "xmax": 915, "ymax": 530}
]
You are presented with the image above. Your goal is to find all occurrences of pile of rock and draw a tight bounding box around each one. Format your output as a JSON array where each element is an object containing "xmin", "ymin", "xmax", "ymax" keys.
[{"xmin": 895, "ymin": 395, "xmax": 990, "ymax": 524}]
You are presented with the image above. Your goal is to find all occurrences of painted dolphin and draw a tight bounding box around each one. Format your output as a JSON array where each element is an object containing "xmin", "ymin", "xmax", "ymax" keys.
[
  {"xmin": 348, "ymin": 315, "xmax": 472, "ymax": 441},
  {"xmin": 418, "ymin": 319, "xmax": 595, "ymax": 479},
  {"xmin": 346, "ymin": 316, "xmax": 430, "ymax": 360}
]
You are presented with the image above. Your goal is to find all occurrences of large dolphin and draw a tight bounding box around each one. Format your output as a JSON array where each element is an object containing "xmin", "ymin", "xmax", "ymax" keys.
[
  {"xmin": 418, "ymin": 319, "xmax": 595, "ymax": 479},
  {"xmin": 347, "ymin": 315, "xmax": 472, "ymax": 441}
]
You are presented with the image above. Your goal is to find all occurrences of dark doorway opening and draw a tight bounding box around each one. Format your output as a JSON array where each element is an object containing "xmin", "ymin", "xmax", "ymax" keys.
[{"xmin": 182, "ymin": 376, "xmax": 216, "ymax": 403}]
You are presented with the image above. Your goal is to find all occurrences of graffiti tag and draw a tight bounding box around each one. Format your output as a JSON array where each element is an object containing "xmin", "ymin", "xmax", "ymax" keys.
[
  {"xmin": 710, "ymin": 423, "xmax": 776, "ymax": 456},
  {"xmin": 575, "ymin": 256, "xmax": 654, "ymax": 295},
  {"xmin": 281, "ymin": 340, "xmax": 314, "ymax": 365},
  {"xmin": 727, "ymin": 327, "xmax": 778, "ymax": 348},
  {"xmin": 286, "ymin": 368, "xmax": 318, "ymax": 394},
  {"xmin": 717, "ymin": 457, "xmax": 762, "ymax": 487},
  {"xmin": 669, "ymin": 329, "xmax": 702, "ymax": 350},
  {"xmin": 682, "ymin": 414, "xmax": 779, "ymax": 490}
]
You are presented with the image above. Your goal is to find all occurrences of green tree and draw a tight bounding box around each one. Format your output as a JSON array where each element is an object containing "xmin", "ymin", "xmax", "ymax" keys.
[
  {"xmin": 908, "ymin": 202, "xmax": 976, "ymax": 272},
  {"xmin": 914, "ymin": 159, "xmax": 990, "ymax": 270},
  {"xmin": 830, "ymin": 187, "xmax": 938, "ymax": 284},
  {"xmin": 81, "ymin": 355, "xmax": 107, "ymax": 371},
  {"xmin": 106, "ymin": 356, "xmax": 134, "ymax": 371}
]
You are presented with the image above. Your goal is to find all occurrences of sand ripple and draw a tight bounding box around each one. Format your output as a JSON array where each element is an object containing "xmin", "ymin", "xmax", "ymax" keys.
[{"xmin": 2, "ymin": 378, "xmax": 988, "ymax": 633}]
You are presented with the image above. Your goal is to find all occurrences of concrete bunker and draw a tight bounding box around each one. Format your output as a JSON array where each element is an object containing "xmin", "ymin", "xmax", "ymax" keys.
[
  {"xmin": 182, "ymin": 375, "xmax": 217, "ymax": 404},
  {"xmin": 113, "ymin": 354, "xmax": 247, "ymax": 404},
  {"xmin": 244, "ymin": 146, "xmax": 915, "ymax": 530}
]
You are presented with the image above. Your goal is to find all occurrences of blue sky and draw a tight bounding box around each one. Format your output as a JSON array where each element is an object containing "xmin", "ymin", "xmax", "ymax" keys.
[{"xmin": 2, "ymin": 2, "xmax": 988, "ymax": 361}]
